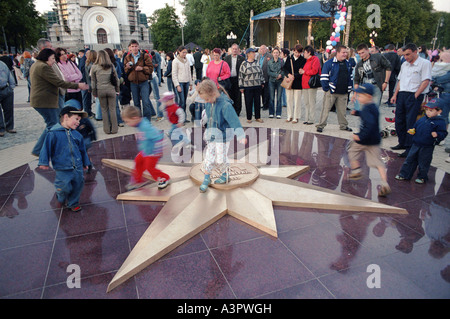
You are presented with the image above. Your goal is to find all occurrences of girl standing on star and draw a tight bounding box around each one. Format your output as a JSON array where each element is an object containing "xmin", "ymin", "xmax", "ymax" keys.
[{"xmin": 197, "ymin": 79, "xmax": 247, "ymax": 192}]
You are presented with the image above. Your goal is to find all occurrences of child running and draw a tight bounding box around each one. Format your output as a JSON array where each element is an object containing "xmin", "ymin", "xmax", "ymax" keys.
[
  {"xmin": 121, "ymin": 106, "xmax": 170, "ymax": 190},
  {"xmin": 347, "ymin": 83, "xmax": 391, "ymax": 197}
]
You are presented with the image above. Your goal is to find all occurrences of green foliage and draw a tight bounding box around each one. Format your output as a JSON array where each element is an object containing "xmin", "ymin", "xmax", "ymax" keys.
[
  {"xmin": 0, "ymin": 0, "xmax": 46, "ymax": 52},
  {"xmin": 149, "ymin": 4, "xmax": 181, "ymax": 52},
  {"xmin": 181, "ymin": 0, "xmax": 303, "ymax": 49}
]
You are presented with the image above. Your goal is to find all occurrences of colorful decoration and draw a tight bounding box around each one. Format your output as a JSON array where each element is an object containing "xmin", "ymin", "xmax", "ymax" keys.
[{"xmin": 325, "ymin": 1, "xmax": 348, "ymax": 53}]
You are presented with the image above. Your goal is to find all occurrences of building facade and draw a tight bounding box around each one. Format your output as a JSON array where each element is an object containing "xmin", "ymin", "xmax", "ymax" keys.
[{"xmin": 46, "ymin": 0, "xmax": 151, "ymax": 51}]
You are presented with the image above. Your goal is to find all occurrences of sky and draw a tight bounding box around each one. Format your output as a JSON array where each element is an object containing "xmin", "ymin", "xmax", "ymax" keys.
[{"xmin": 34, "ymin": 0, "xmax": 450, "ymax": 16}]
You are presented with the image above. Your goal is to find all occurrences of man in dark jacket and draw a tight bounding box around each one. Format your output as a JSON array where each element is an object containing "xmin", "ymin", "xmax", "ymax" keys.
[
  {"xmin": 224, "ymin": 43, "xmax": 245, "ymax": 115},
  {"xmin": 193, "ymin": 47, "xmax": 203, "ymax": 81},
  {"xmin": 354, "ymin": 43, "xmax": 392, "ymax": 106},
  {"xmin": 383, "ymin": 44, "xmax": 401, "ymax": 106}
]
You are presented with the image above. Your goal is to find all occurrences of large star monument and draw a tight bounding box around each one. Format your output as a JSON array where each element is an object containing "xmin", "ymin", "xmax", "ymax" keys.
[{"xmin": 102, "ymin": 157, "xmax": 407, "ymax": 292}]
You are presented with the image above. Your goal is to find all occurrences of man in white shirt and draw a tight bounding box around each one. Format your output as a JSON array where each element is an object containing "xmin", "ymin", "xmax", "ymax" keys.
[{"xmin": 390, "ymin": 43, "xmax": 432, "ymax": 157}]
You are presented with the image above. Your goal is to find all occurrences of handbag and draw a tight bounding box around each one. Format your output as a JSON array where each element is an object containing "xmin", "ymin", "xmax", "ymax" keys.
[
  {"xmin": 281, "ymin": 57, "xmax": 294, "ymax": 90},
  {"xmin": 308, "ymin": 74, "xmax": 321, "ymax": 88},
  {"xmin": 217, "ymin": 61, "xmax": 231, "ymax": 91}
]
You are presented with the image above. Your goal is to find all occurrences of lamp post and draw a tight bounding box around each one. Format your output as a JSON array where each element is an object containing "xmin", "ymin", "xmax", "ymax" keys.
[
  {"xmin": 432, "ymin": 17, "xmax": 444, "ymax": 50},
  {"xmin": 227, "ymin": 31, "xmax": 237, "ymax": 47},
  {"xmin": 319, "ymin": 0, "xmax": 348, "ymax": 46}
]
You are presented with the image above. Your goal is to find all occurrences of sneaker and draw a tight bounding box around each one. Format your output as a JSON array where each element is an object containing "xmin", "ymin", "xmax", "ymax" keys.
[
  {"xmin": 340, "ymin": 127, "xmax": 352, "ymax": 132},
  {"xmin": 349, "ymin": 171, "xmax": 363, "ymax": 180},
  {"xmin": 157, "ymin": 179, "xmax": 170, "ymax": 189},
  {"xmin": 269, "ymin": 115, "xmax": 274, "ymax": 118},
  {"xmin": 316, "ymin": 127, "xmax": 323, "ymax": 133},
  {"xmin": 446, "ymin": 156, "xmax": 450, "ymax": 163},
  {"xmin": 395, "ymin": 175, "xmax": 407, "ymax": 181},
  {"xmin": 70, "ymin": 206, "xmax": 82, "ymax": 212},
  {"xmin": 276, "ymin": 115, "xmax": 281, "ymax": 119},
  {"xmin": 414, "ymin": 178, "xmax": 425, "ymax": 184},
  {"xmin": 378, "ymin": 185, "xmax": 391, "ymax": 197}
]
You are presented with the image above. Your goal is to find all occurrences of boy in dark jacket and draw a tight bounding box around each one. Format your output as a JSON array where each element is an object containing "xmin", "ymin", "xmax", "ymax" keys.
[
  {"xmin": 38, "ymin": 106, "xmax": 91, "ymax": 212},
  {"xmin": 347, "ymin": 83, "xmax": 391, "ymax": 197},
  {"xmin": 395, "ymin": 99, "xmax": 448, "ymax": 184}
]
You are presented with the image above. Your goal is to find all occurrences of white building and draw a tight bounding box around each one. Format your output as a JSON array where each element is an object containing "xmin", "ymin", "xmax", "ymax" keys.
[{"xmin": 47, "ymin": 0, "xmax": 151, "ymax": 51}]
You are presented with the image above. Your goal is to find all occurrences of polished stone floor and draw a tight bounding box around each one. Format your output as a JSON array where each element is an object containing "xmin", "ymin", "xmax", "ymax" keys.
[{"xmin": 0, "ymin": 128, "xmax": 448, "ymax": 299}]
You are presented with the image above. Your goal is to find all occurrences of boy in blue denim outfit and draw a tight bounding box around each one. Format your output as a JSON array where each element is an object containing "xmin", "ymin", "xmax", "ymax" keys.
[
  {"xmin": 38, "ymin": 106, "xmax": 91, "ymax": 212},
  {"xmin": 395, "ymin": 98, "xmax": 448, "ymax": 184}
]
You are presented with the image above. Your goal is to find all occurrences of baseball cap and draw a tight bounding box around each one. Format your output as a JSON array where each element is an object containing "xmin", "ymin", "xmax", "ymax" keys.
[
  {"xmin": 424, "ymin": 98, "xmax": 443, "ymax": 109},
  {"xmin": 246, "ymin": 48, "xmax": 256, "ymax": 54},
  {"xmin": 159, "ymin": 91, "xmax": 175, "ymax": 102},
  {"xmin": 353, "ymin": 83, "xmax": 375, "ymax": 96},
  {"xmin": 60, "ymin": 106, "xmax": 88, "ymax": 118}
]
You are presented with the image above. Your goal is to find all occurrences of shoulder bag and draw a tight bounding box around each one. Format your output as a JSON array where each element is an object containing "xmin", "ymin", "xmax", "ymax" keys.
[
  {"xmin": 217, "ymin": 61, "xmax": 231, "ymax": 91},
  {"xmin": 281, "ymin": 57, "xmax": 294, "ymax": 90}
]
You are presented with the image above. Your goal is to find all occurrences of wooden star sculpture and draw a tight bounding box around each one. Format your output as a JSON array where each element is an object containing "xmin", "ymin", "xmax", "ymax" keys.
[{"xmin": 101, "ymin": 158, "xmax": 407, "ymax": 292}]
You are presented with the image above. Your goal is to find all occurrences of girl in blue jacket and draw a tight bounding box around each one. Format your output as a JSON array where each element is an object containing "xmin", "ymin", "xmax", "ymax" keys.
[{"xmin": 197, "ymin": 79, "xmax": 247, "ymax": 192}]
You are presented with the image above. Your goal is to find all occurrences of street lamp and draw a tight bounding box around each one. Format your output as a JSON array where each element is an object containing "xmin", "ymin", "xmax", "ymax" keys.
[
  {"xmin": 432, "ymin": 17, "xmax": 444, "ymax": 50},
  {"xmin": 226, "ymin": 32, "xmax": 237, "ymax": 47}
]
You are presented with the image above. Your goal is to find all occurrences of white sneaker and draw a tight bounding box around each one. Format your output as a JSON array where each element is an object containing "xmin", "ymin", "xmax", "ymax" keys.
[
  {"xmin": 158, "ymin": 179, "xmax": 170, "ymax": 189},
  {"xmin": 446, "ymin": 157, "xmax": 450, "ymax": 163}
]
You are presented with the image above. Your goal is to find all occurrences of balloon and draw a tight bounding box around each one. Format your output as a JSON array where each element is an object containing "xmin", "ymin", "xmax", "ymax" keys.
[
  {"xmin": 326, "ymin": 49, "xmax": 330, "ymax": 53},
  {"xmin": 342, "ymin": 7, "xmax": 347, "ymax": 12},
  {"xmin": 335, "ymin": 14, "xmax": 341, "ymax": 19},
  {"xmin": 335, "ymin": 27, "xmax": 341, "ymax": 33},
  {"xmin": 332, "ymin": 41, "xmax": 337, "ymax": 46},
  {"xmin": 335, "ymin": 37, "xmax": 340, "ymax": 42},
  {"xmin": 335, "ymin": 32, "xmax": 340, "ymax": 38},
  {"xmin": 333, "ymin": 23, "xmax": 337, "ymax": 28},
  {"xmin": 342, "ymin": 21, "xmax": 347, "ymax": 26},
  {"xmin": 326, "ymin": 40, "xmax": 332, "ymax": 45},
  {"xmin": 332, "ymin": 32, "xmax": 336, "ymax": 36},
  {"xmin": 340, "ymin": 25, "xmax": 345, "ymax": 31},
  {"xmin": 340, "ymin": 12, "xmax": 346, "ymax": 17}
]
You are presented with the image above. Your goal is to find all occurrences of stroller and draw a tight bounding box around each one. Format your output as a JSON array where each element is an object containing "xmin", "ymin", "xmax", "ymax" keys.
[{"xmin": 380, "ymin": 84, "xmax": 442, "ymax": 139}]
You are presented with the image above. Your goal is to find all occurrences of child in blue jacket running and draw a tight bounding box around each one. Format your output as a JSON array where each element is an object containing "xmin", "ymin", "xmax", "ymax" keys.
[{"xmin": 38, "ymin": 106, "xmax": 91, "ymax": 212}]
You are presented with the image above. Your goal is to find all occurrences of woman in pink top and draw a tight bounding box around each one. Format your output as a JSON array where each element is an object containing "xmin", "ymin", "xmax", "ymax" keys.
[
  {"xmin": 206, "ymin": 48, "xmax": 231, "ymax": 87},
  {"xmin": 300, "ymin": 45, "xmax": 321, "ymax": 124},
  {"xmin": 55, "ymin": 47, "xmax": 83, "ymax": 106}
]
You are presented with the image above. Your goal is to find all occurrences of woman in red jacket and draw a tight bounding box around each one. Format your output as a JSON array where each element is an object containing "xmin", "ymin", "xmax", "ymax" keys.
[{"xmin": 300, "ymin": 46, "xmax": 321, "ymax": 125}]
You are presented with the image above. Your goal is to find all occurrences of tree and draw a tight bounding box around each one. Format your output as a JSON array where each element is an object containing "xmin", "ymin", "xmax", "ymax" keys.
[
  {"xmin": 182, "ymin": 0, "xmax": 304, "ymax": 49},
  {"xmin": 0, "ymin": 0, "xmax": 46, "ymax": 52},
  {"xmin": 149, "ymin": 4, "xmax": 181, "ymax": 52}
]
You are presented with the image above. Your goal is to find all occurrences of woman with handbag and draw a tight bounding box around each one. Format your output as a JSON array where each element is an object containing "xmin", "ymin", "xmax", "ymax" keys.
[
  {"xmin": 206, "ymin": 48, "xmax": 231, "ymax": 92},
  {"xmin": 282, "ymin": 44, "xmax": 306, "ymax": 123},
  {"xmin": 90, "ymin": 50, "xmax": 120, "ymax": 134},
  {"xmin": 300, "ymin": 46, "xmax": 321, "ymax": 125}
]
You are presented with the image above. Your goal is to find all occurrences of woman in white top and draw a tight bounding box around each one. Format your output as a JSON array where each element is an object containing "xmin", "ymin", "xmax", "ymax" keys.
[
  {"xmin": 201, "ymin": 48, "xmax": 211, "ymax": 78},
  {"xmin": 172, "ymin": 46, "xmax": 192, "ymax": 119}
]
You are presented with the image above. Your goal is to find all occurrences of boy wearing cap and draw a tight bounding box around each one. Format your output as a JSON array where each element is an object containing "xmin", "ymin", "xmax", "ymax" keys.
[
  {"xmin": 38, "ymin": 106, "xmax": 91, "ymax": 212},
  {"xmin": 395, "ymin": 99, "xmax": 447, "ymax": 184},
  {"xmin": 348, "ymin": 83, "xmax": 391, "ymax": 197}
]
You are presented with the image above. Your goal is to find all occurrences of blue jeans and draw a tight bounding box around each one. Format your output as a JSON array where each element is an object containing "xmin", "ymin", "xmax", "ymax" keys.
[
  {"xmin": 150, "ymin": 77, "xmax": 163, "ymax": 117},
  {"xmin": 32, "ymin": 107, "xmax": 60, "ymax": 156},
  {"xmin": 399, "ymin": 144, "xmax": 434, "ymax": 181},
  {"xmin": 55, "ymin": 168, "xmax": 85, "ymax": 207},
  {"xmin": 115, "ymin": 95, "xmax": 123, "ymax": 124},
  {"xmin": 176, "ymin": 82, "xmax": 190, "ymax": 114},
  {"xmin": 269, "ymin": 81, "xmax": 282, "ymax": 116},
  {"xmin": 281, "ymin": 87, "xmax": 287, "ymax": 107},
  {"xmin": 130, "ymin": 81, "xmax": 155, "ymax": 120},
  {"xmin": 95, "ymin": 97, "xmax": 102, "ymax": 120},
  {"xmin": 0, "ymin": 86, "xmax": 14, "ymax": 132},
  {"xmin": 81, "ymin": 90, "xmax": 93, "ymax": 116}
]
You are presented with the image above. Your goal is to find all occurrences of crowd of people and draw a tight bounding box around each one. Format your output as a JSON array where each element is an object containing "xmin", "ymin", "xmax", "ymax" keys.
[{"xmin": 0, "ymin": 38, "xmax": 449, "ymax": 210}]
